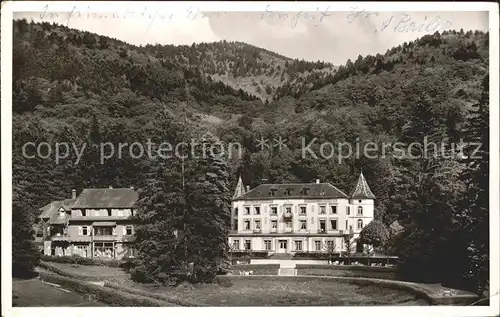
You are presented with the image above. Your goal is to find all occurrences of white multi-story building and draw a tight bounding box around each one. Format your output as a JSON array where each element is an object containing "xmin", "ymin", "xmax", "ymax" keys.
[{"xmin": 229, "ymin": 173, "xmax": 375, "ymax": 254}]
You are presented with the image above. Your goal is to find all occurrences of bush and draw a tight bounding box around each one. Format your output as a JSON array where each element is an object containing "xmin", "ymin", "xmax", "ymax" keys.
[
  {"xmin": 38, "ymin": 272, "xmax": 170, "ymax": 306},
  {"xmin": 40, "ymin": 255, "xmax": 124, "ymax": 268}
]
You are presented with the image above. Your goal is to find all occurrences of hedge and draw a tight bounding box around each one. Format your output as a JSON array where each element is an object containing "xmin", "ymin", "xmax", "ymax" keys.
[
  {"xmin": 38, "ymin": 272, "xmax": 175, "ymax": 306},
  {"xmin": 231, "ymin": 264, "xmax": 280, "ymax": 275},
  {"xmin": 40, "ymin": 255, "xmax": 132, "ymax": 268},
  {"xmin": 292, "ymin": 253, "xmax": 398, "ymax": 265},
  {"xmin": 104, "ymin": 282, "xmax": 205, "ymax": 307},
  {"xmin": 296, "ymin": 266, "xmax": 397, "ymax": 280},
  {"xmin": 39, "ymin": 261, "xmax": 121, "ymax": 281}
]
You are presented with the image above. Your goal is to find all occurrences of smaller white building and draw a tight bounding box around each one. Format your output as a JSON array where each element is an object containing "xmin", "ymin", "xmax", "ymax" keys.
[{"xmin": 229, "ymin": 173, "xmax": 375, "ymax": 254}]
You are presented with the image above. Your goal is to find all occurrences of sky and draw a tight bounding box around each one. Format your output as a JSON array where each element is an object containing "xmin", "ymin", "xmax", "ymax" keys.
[{"xmin": 14, "ymin": 9, "xmax": 489, "ymax": 64}]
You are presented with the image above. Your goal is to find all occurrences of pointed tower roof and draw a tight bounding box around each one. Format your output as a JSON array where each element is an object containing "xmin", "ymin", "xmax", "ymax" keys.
[
  {"xmin": 351, "ymin": 172, "xmax": 375, "ymax": 199},
  {"xmin": 233, "ymin": 175, "xmax": 246, "ymax": 199}
]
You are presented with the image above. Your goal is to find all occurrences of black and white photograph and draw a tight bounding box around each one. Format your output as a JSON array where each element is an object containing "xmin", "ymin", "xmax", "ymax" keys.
[{"xmin": 1, "ymin": 2, "xmax": 499, "ymax": 316}]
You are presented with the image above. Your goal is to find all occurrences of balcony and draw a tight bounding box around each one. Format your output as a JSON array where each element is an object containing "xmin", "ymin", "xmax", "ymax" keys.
[
  {"xmin": 270, "ymin": 228, "xmax": 277, "ymax": 233},
  {"xmin": 93, "ymin": 235, "xmax": 117, "ymax": 241},
  {"xmin": 270, "ymin": 213, "xmax": 278, "ymax": 218},
  {"xmin": 318, "ymin": 229, "xmax": 327, "ymax": 234},
  {"xmin": 284, "ymin": 227, "xmax": 293, "ymax": 233},
  {"xmin": 253, "ymin": 229, "xmax": 262, "ymax": 233}
]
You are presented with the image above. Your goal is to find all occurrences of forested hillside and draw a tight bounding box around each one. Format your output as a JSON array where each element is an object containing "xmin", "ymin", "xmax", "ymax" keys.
[{"xmin": 13, "ymin": 19, "xmax": 488, "ymax": 224}]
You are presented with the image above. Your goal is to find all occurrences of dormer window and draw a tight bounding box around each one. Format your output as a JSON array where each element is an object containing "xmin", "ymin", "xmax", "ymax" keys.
[
  {"xmin": 269, "ymin": 189, "xmax": 277, "ymax": 196},
  {"xmin": 301, "ymin": 187, "xmax": 310, "ymax": 195},
  {"xmin": 285, "ymin": 188, "xmax": 292, "ymax": 196}
]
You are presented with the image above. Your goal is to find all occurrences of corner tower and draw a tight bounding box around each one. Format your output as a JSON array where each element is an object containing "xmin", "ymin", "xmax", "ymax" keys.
[{"xmin": 349, "ymin": 172, "xmax": 375, "ymax": 234}]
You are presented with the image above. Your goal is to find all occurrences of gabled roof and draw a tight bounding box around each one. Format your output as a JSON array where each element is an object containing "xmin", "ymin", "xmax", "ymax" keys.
[
  {"xmin": 234, "ymin": 183, "xmax": 348, "ymax": 201},
  {"xmin": 38, "ymin": 199, "xmax": 76, "ymax": 219},
  {"xmin": 233, "ymin": 175, "xmax": 246, "ymax": 199},
  {"xmin": 72, "ymin": 188, "xmax": 138, "ymax": 209},
  {"xmin": 351, "ymin": 172, "xmax": 375, "ymax": 199}
]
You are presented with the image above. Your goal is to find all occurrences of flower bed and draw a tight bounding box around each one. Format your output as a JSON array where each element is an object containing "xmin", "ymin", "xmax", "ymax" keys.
[{"xmin": 38, "ymin": 272, "xmax": 174, "ymax": 306}]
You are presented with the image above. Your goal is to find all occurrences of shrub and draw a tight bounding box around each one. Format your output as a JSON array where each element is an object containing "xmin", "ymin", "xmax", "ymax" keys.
[{"xmin": 38, "ymin": 272, "xmax": 169, "ymax": 306}]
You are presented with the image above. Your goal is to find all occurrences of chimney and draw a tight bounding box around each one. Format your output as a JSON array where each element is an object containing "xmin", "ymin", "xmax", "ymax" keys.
[
  {"xmin": 316, "ymin": 179, "xmax": 320, "ymax": 184},
  {"xmin": 72, "ymin": 189, "xmax": 77, "ymax": 200},
  {"xmin": 246, "ymin": 185, "xmax": 250, "ymax": 192}
]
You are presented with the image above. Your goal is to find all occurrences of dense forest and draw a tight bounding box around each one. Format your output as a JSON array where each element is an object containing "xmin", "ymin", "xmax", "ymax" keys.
[{"xmin": 12, "ymin": 19, "xmax": 489, "ymax": 292}]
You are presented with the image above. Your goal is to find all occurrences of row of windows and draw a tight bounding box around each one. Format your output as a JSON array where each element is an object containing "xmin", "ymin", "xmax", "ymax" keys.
[
  {"xmin": 232, "ymin": 239, "xmax": 340, "ymax": 251},
  {"xmin": 235, "ymin": 206, "xmax": 364, "ymax": 216},
  {"xmin": 240, "ymin": 219, "xmax": 364, "ymax": 231}
]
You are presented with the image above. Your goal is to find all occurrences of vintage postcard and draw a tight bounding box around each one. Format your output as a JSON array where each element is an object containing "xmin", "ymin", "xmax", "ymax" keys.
[{"xmin": 1, "ymin": 2, "xmax": 499, "ymax": 317}]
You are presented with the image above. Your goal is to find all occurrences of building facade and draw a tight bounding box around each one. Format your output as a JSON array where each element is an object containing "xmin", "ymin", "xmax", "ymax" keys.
[
  {"xmin": 35, "ymin": 187, "xmax": 138, "ymax": 260},
  {"xmin": 229, "ymin": 173, "xmax": 375, "ymax": 254}
]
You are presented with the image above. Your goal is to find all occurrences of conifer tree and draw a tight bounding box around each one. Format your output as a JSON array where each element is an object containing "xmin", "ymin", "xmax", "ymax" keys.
[
  {"xmin": 392, "ymin": 95, "xmax": 461, "ymax": 282},
  {"xmin": 184, "ymin": 133, "xmax": 231, "ymax": 281},
  {"xmin": 448, "ymin": 74, "xmax": 489, "ymax": 294}
]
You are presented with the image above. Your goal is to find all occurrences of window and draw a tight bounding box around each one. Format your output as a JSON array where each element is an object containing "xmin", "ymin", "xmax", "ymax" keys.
[
  {"xmin": 127, "ymin": 246, "xmax": 136, "ymax": 258},
  {"xmin": 301, "ymin": 187, "xmax": 310, "ymax": 195},
  {"xmin": 234, "ymin": 208, "xmax": 238, "ymax": 216},
  {"xmin": 255, "ymin": 206, "xmax": 260, "ymax": 215},
  {"xmin": 300, "ymin": 220, "xmax": 307, "ymax": 230},
  {"xmin": 345, "ymin": 220, "xmax": 348, "ymax": 230},
  {"xmin": 244, "ymin": 240, "xmax": 251, "ymax": 250},
  {"xmin": 315, "ymin": 240, "xmax": 321, "ymax": 251},
  {"xmin": 269, "ymin": 189, "xmax": 277, "ymax": 196},
  {"xmin": 349, "ymin": 225, "xmax": 353, "ymax": 232},
  {"xmin": 327, "ymin": 240, "xmax": 335, "ymax": 250},
  {"xmin": 245, "ymin": 207, "xmax": 250, "ymax": 215},
  {"xmin": 331, "ymin": 205, "xmax": 337, "ymax": 214},
  {"xmin": 254, "ymin": 220, "xmax": 261, "ymax": 230},
  {"xmin": 330, "ymin": 219, "xmax": 337, "ymax": 230},
  {"xmin": 232, "ymin": 240, "xmax": 239, "ymax": 250},
  {"xmin": 244, "ymin": 220, "xmax": 250, "ymax": 230},
  {"xmin": 264, "ymin": 240, "xmax": 271, "ymax": 250},
  {"xmin": 346, "ymin": 206, "xmax": 350, "ymax": 215},
  {"xmin": 357, "ymin": 219, "xmax": 363, "ymax": 229},
  {"xmin": 271, "ymin": 220, "xmax": 278, "ymax": 229},
  {"xmin": 94, "ymin": 242, "xmax": 114, "ymax": 258},
  {"xmin": 125, "ymin": 225, "xmax": 133, "ymax": 235},
  {"xmin": 320, "ymin": 206, "xmax": 326, "ymax": 214},
  {"xmin": 300, "ymin": 206, "xmax": 307, "ymax": 214},
  {"xmin": 232, "ymin": 219, "xmax": 238, "ymax": 230},
  {"xmin": 357, "ymin": 206, "xmax": 363, "ymax": 216},
  {"xmin": 82, "ymin": 226, "xmax": 89, "ymax": 235},
  {"xmin": 285, "ymin": 207, "xmax": 292, "ymax": 214},
  {"xmin": 319, "ymin": 220, "xmax": 326, "ymax": 232},
  {"xmin": 295, "ymin": 241, "xmax": 303, "ymax": 251},
  {"xmin": 271, "ymin": 207, "xmax": 278, "ymax": 215}
]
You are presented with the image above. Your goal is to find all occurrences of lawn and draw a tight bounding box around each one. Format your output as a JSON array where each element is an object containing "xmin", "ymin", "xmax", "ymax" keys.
[
  {"xmin": 129, "ymin": 276, "xmax": 430, "ymax": 306},
  {"xmin": 12, "ymin": 278, "xmax": 108, "ymax": 307}
]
